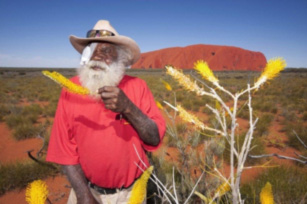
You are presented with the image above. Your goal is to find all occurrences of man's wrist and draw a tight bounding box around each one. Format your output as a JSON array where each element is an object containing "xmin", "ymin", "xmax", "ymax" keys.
[{"xmin": 122, "ymin": 98, "xmax": 133, "ymax": 114}]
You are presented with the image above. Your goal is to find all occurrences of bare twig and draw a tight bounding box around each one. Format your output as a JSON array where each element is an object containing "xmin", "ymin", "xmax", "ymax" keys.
[
  {"xmin": 249, "ymin": 154, "xmax": 307, "ymax": 165},
  {"xmin": 27, "ymin": 150, "xmax": 58, "ymax": 170},
  {"xmin": 172, "ymin": 167, "xmax": 179, "ymax": 202},
  {"xmin": 183, "ymin": 171, "xmax": 205, "ymax": 204},
  {"xmin": 294, "ymin": 152, "xmax": 307, "ymax": 160},
  {"xmin": 293, "ymin": 130, "xmax": 307, "ymax": 149}
]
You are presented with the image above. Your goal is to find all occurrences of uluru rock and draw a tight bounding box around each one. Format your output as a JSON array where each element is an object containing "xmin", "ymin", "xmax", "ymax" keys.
[{"xmin": 132, "ymin": 44, "xmax": 267, "ymax": 71}]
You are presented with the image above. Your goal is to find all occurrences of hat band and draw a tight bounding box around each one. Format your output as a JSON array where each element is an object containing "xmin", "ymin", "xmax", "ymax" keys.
[{"xmin": 86, "ymin": 29, "xmax": 115, "ymax": 38}]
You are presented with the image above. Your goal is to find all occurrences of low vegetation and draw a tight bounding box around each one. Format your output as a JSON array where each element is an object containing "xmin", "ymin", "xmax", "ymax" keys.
[
  {"xmin": 0, "ymin": 68, "xmax": 306, "ymax": 202},
  {"xmin": 241, "ymin": 166, "xmax": 307, "ymax": 204},
  {"xmin": 0, "ymin": 161, "xmax": 59, "ymax": 196}
]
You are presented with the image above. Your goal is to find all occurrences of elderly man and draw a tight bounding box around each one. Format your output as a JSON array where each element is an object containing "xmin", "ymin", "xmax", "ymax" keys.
[{"xmin": 46, "ymin": 20, "xmax": 165, "ymax": 204}]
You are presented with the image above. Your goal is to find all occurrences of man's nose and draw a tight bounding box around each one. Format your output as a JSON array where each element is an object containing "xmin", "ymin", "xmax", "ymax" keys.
[{"xmin": 91, "ymin": 54, "xmax": 112, "ymax": 64}]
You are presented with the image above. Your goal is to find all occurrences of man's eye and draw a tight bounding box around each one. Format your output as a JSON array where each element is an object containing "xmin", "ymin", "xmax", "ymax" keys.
[{"xmin": 102, "ymin": 48, "xmax": 111, "ymax": 53}]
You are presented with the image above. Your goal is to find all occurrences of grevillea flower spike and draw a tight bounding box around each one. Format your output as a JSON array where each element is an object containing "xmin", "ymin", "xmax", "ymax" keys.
[
  {"xmin": 255, "ymin": 57, "xmax": 286, "ymax": 88},
  {"xmin": 25, "ymin": 180, "xmax": 49, "ymax": 204},
  {"xmin": 165, "ymin": 65, "xmax": 204, "ymax": 95},
  {"xmin": 128, "ymin": 166, "xmax": 154, "ymax": 204},
  {"xmin": 194, "ymin": 60, "xmax": 219, "ymax": 84},
  {"xmin": 177, "ymin": 105, "xmax": 205, "ymax": 130},
  {"xmin": 42, "ymin": 71, "xmax": 89, "ymax": 95},
  {"xmin": 260, "ymin": 182, "xmax": 275, "ymax": 204}
]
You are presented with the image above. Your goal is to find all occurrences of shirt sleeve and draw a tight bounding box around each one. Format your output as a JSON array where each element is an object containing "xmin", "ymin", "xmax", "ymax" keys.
[
  {"xmin": 138, "ymin": 80, "xmax": 166, "ymax": 152},
  {"xmin": 46, "ymin": 89, "xmax": 79, "ymax": 165}
]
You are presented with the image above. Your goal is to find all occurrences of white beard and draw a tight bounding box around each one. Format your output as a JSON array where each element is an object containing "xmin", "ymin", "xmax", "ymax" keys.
[{"xmin": 78, "ymin": 60, "xmax": 126, "ymax": 99}]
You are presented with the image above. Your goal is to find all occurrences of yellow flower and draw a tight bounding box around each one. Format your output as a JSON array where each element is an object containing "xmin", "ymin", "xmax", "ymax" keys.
[
  {"xmin": 129, "ymin": 166, "xmax": 154, "ymax": 204},
  {"xmin": 25, "ymin": 180, "xmax": 49, "ymax": 204},
  {"xmin": 165, "ymin": 65, "xmax": 204, "ymax": 95},
  {"xmin": 177, "ymin": 105, "xmax": 204, "ymax": 130},
  {"xmin": 156, "ymin": 101, "xmax": 163, "ymax": 110},
  {"xmin": 260, "ymin": 182, "xmax": 274, "ymax": 204},
  {"xmin": 194, "ymin": 60, "xmax": 218, "ymax": 83},
  {"xmin": 215, "ymin": 181, "xmax": 230, "ymax": 196},
  {"xmin": 194, "ymin": 191, "xmax": 214, "ymax": 203},
  {"xmin": 255, "ymin": 58, "xmax": 286, "ymax": 88},
  {"xmin": 42, "ymin": 71, "xmax": 89, "ymax": 95},
  {"xmin": 161, "ymin": 79, "xmax": 172, "ymax": 91}
]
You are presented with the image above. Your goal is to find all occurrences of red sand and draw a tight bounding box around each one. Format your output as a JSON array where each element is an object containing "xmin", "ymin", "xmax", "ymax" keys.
[
  {"xmin": 0, "ymin": 123, "xmax": 43, "ymax": 164},
  {"xmin": 0, "ymin": 122, "xmax": 70, "ymax": 204},
  {"xmin": 132, "ymin": 44, "xmax": 267, "ymax": 71},
  {"xmin": 0, "ymin": 176, "xmax": 70, "ymax": 204}
]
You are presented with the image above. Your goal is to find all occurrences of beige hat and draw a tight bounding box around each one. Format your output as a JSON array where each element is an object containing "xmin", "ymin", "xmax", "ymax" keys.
[{"xmin": 69, "ymin": 20, "xmax": 140, "ymax": 64}]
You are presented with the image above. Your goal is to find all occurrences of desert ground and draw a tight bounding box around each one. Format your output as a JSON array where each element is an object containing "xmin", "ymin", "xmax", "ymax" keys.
[{"xmin": 0, "ymin": 68, "xmax": 306, "ymax": 203}]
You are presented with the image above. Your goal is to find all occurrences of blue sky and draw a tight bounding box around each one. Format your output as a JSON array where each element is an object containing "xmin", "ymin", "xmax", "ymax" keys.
[{"xmin": 0, "ymin": 0, "xmax": 306, "ymax": 68}]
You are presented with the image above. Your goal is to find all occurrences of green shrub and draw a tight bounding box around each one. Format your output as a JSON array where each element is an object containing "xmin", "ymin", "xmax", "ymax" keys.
[
  {"xmin": 286, "ymin": 123, "xmax": 307, "ymax": 151},
  {"xmin": 241, "ymin": 166, "xmax": 307, "ymax": 203},
  {"xmin": 5, "ymin": 114, "xmax": 27, "ymax": 129},
  {"xmin": 13, "ymin": 122, "xmax": 42, "ymax": 140},
  {"xmin": 237, "ymin": 104, "xmax": 249, "ymax": 120},
  {"xmin": 166, "ymin": 123, "xmax": 187, "ymax": 147},
  {"xmin": 22, "ymin": 104, "xmax": 43, "ymax": 115},
  {"xmin": 0, "ymin": 105, "xmax": 10, "ymax": 121},
  {"xmin": 43, "ymin": 103, "xmax": 58, "ymax": 117},
  {"xmin": 182, "ymin": 100, "xmax": 193, "ymax": 111},
  {"xmin": 255, "ymin": 113, "xmax": 274, "ymax": 137},
  {"xmin": 0, "ymin": 161, "xmax": 59, "ymax": 195}
]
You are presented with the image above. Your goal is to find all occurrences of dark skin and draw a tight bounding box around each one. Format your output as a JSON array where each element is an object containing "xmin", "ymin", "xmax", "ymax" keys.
[{"xmin": 62, "ymin": 42, "xmax": 160, "ymax": 203}]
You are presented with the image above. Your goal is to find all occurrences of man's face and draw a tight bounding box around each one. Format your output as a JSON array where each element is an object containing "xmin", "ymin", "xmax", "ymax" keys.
[
  {"xmin": 78, "ymin": 42, "xmax": 126, "ymax": 97},
  {"xmin": 90, "ymin": 42, "xmax": 118, "ymax": 69}
]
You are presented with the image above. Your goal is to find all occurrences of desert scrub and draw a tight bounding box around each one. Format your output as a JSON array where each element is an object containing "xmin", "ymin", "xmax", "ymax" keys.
[
  {"xmin": 0, "ymin": 105, "xmax": 10, "ymax": 121},
  {"xmin": 241, "ymin": 166, "xmax": 307, "ymax": 204},
  {"xmin": 237, "ymin": 104, "xmax": 250, "ymax": 120},
  {"xmin": 285, "ymin": 122, "xmax": 307, "ymax": 151},
  {"xmin": 0, "ymin": 161, "xmax": 59, "ymax": 195},
  {"xmin": 43, "ymin": 103, "xmax": 58, "ymax": 117},
  {"xmin": 166, "ymin": 123, "xmax": 187, "ymax": 147},
  {"xmin": 5, "ymin": 113, "xmax": 27, "ymax": 129},
  {"xmin": 5, "ymin": 105, "xmax": 45, "ymax": 140},
  {"xmin": 12, "ymin": 122, "xmax": 43, "ymax": 140},
  {"xmin": 22, "ymin": 104, "xmax": 43, "ymax": 122},
  {"xmin": 254, "ymin": 113, "xmax": 274, "ymax": 137}
]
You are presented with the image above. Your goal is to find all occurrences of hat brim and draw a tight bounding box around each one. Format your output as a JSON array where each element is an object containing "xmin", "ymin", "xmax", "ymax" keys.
[{"xmin": 69, "ymin": 35, "xmax": 141, "ymax": 64}]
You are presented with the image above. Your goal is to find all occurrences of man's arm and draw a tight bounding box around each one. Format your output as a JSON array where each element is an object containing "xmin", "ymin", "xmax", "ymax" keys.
[
  {"xmin": 62, "ymin": 164, "xmax": 99, "ymax": 204},
  {"xmin": 98, "ymin": 86, "xmax": 160, "ymax": 146}
]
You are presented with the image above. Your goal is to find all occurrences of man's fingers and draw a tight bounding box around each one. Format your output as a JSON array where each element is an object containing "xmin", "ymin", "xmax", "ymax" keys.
[
  {"xmin": 102, "ymin": 98, "xmax": 117, "ymax": 105},
  {"xmin": 100, "ymin": 91, "xmax": 117, "ymax": 99},
  {"xmin": 97, "ymin": 86, "xmax": 117, "ymax": 94}
]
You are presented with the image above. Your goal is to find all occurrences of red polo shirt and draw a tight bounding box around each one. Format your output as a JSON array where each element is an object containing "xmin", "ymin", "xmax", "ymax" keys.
[{"xmin": 46, "ymin": 75, "xmax": 165, "ymax": 188}]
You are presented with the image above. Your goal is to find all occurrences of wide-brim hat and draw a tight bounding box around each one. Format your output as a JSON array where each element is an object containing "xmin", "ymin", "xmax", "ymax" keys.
[{"xmin": 69, "ymin": 20, "xmax": 140, "ymax": 64}]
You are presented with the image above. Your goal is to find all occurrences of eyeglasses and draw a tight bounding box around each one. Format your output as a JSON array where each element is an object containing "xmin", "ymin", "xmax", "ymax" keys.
[{"xmin": 86, "ymin": 29, "xmax": 115, "ymax": 38}]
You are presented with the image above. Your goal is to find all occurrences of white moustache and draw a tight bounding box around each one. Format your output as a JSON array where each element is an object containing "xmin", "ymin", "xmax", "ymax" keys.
[{"xmin": 87, "ymin": 60, "xmax": 110, "ymax": 71}]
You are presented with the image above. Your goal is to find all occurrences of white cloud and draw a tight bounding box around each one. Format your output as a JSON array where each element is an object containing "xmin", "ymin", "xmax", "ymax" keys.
[{"xmin": 0, "ymin": 53, "xmax": 80, "ymax": 68}]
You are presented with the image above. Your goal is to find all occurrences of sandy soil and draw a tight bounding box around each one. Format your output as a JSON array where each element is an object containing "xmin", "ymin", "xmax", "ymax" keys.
[
  {"xmin": 0, "ymin": 123, "xmax": 43, "ymax": 164},
  {"xmin": 0, "ymin": 122, "xmax": 70, "ymax": 204},
  {"xmin": 0, "ymin": 176, "xmax": 70, "ymax": 204}
]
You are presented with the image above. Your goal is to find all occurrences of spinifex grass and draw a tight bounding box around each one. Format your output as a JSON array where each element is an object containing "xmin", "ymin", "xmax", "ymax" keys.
[{"xmin": 0, "ymin": 161, "xmax": 58, "ymax": 195}]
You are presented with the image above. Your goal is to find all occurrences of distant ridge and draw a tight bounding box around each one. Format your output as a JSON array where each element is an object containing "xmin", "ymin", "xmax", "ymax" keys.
[{"xmin": 132, "ymin": 44, "xmax": 267, "ymax": 71}]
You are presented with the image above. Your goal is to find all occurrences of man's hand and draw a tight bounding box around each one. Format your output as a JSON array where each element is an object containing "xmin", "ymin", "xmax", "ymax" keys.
[
  {"xmin": 98, "ymin": 86, "xmax": 160, "ymax": 146},
  {"xmin": 98, "ymin": 86, "xmax": 130, "ymax": 113}
]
